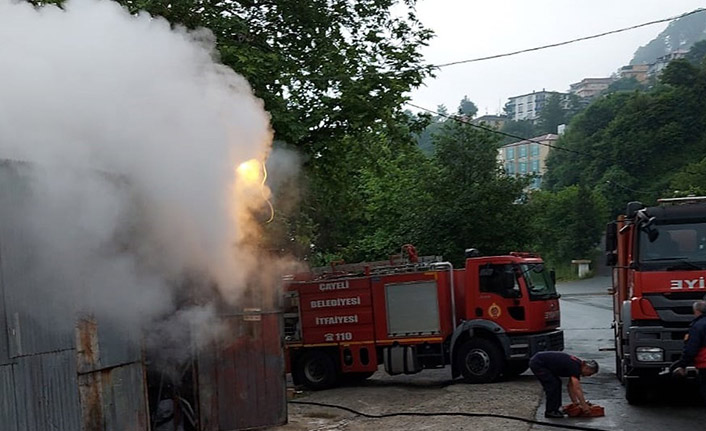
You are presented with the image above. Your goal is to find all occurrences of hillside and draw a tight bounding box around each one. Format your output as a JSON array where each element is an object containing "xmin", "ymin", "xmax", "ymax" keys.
[{"xmin": 631, "ymin": 10, "xmax": 706, "ymax": 65}]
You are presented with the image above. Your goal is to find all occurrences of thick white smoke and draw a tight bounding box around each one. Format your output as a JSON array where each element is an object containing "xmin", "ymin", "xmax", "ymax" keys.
[{"xmin": 0, "ymin": 0, "xmax": 288, "ymax": 350}]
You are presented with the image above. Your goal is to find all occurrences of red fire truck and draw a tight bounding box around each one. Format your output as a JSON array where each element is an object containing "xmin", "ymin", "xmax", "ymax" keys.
[
  {"xmin": 606, "ymin": 197, "xmax": 706, "ymax": 404},
  {"xmin": 283, "ymin": 247, "xmax": 564, "ymax": 389}
]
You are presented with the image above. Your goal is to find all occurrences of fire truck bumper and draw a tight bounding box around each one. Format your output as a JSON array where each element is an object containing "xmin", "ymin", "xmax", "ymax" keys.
[
  {"xmin": 626, "ymin": 326, "xmax": 687, "ymax": 369},
  {"xmin": 507, "ymin": 330, "xmax": 564, "ymax": 359}
]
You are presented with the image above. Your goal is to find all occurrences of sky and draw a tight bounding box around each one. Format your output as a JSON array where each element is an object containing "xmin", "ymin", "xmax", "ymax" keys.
[{"xmin": 410, "ymin": 0, "xmax": 706, "ymax": 116}]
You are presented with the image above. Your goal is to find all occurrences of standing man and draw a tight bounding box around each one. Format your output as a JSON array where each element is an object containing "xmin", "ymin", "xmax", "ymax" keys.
[
  {"xmin": 529, "ymin": 351, "xmax": 599, "ymax": 418},
  {"xmin": 670, "ymin": 300, "xmax": 706, "ymax": 405}
]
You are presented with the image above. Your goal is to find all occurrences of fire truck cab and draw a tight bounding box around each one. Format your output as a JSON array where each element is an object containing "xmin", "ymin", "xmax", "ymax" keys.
[
  {"xmin": 607, "ymin": 197, "xmax": 706, "ymax": 404},
  {"xmin": 284, "ymin": 248, "xmax": 564, "ymax": 389}
]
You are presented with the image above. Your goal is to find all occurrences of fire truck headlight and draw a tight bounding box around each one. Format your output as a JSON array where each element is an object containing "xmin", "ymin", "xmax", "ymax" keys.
[{"xmin": 636, "ymin": 347, "xmax": 664, "ymax": 362}]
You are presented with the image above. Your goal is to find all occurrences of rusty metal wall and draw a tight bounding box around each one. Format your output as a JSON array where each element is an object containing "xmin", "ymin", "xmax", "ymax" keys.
[
  {"xmin": 199, "ymin": 311, "xmax": 287, "ymax": 431},
  {"xmin": 13, "ymin": 349, "xmax": 82, "ymax": 431},
  {"xmin": 78, "ymin": 361, "xmax": 150, "ymax": 431}
]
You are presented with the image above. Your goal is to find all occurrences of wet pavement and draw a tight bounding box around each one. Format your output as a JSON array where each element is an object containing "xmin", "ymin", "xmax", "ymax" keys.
[{"xmin": 532, "ymin": 276, "xmax": 706, "ymax": 430}]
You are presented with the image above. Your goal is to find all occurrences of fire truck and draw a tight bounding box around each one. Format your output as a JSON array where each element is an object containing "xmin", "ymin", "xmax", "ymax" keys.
[
  {"xmin": 283, "ymin": 246, "xmax": 564, "ymax": 389},
  {"xmin": 606, "ymin": 197, "xmax": 706, "ymax": 404}
]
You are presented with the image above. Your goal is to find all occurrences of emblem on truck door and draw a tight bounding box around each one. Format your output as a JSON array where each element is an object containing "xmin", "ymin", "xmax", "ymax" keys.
[{"xmin": 488, "ymin": 303, "xmax": 502, "ymax": 318}]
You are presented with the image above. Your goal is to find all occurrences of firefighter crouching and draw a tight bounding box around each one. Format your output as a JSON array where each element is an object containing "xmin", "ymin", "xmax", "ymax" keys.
[
  {"xmin": 670, "ymin": 300, "xmax": 706, "ymax": 405},
  {"xmin": 529, "ymin": 351, "xmax": 599, "ymax": 418}
]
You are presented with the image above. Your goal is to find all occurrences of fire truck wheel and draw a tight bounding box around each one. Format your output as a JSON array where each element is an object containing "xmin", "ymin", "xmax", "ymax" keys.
[
  {"xmin": 457, "ymin": 338, "xmax": 504, "ymax": 383},
  {"xmin": 625, "ymin": 378, "xmax": 646, "ymax": 405},
  {"xmin": 295, "ymin": 351, "xmax": 339, "ymax": 390}
]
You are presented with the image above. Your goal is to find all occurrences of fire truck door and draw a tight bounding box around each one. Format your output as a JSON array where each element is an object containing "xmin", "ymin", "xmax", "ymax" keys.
[{"xmin": 472, "ymin": 263, "xmax": 528, "ymax": 331}]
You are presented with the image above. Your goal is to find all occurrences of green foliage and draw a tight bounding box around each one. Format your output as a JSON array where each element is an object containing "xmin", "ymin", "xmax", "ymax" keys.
[
  {"xmin": 670, "ymin": 156, "xmax": 706, "ymax": 195},
  {"xmin": 686, "ymin": 40, "xmax": 706, "ymax": 66},
  {"xmin": 526, "ymin": 186, "xmax": 608, "ymax": 264},
  {"xmin": 500, "ymin": 120, "xmax": 539, "ymax": 145},
  {"xmin": 458, "ymin": 96, "xmax": 478, "ymax": 117},
  {"xmin": 604, "ymin": 77, "xmax": 643, "ymax": 94},
  {"xmin": 537, "ymin": 94, "xmax": 565, "ymax": 135},
  {"xmin": 85, "ymin": 0, "xmax": 435, "ymax": 262},
  {"xmin": 544, "ymin": 59, "xmax": 706, "ymax": 214},
  {"xmin": 427, "ymin": 120, "xmax": 530, "ymax": 264}
]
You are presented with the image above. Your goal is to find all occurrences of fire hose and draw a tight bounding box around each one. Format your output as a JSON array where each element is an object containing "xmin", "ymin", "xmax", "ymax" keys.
[{"xmin": 289, "ymin": 400, "xmax": 611, "ymax": 431}]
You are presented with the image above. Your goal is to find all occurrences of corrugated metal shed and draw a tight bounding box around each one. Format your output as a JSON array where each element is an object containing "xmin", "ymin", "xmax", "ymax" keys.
[
  {"xmin": 13, "ymin": 349, "xmax": 82, "ymax": 431},
  {"xmin": 199, "ymin": 311, "xmax": 287, "ymax": 431},
  {"xmin": 78, "ymin": 361, "xmax": 149, "ymax": 431},
  {"xmin": 0, "ymin": 161, "xmax": 288, "ymax": 431},
  {"xmin": 0, "ymin": 241, "xmax": 11, "ymax": 365},
  {"xmin": 0, "ymin": 163, "xmax": 75, "ymax": 358},
  {"xmin": 0, "ymin": 364, "xmax": 18, "ymax": 431}
]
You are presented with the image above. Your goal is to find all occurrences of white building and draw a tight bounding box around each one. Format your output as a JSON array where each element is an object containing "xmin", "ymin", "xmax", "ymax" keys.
[{"xmin": 504, "ymin": 90, "xmax": 567, "ymax": 122}]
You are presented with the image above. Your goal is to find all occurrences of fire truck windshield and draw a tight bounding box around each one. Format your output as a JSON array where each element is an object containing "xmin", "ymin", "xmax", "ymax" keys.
[
  {"xmin": 639, "ymin": 222, "xmax": 706, "ymax": 269},
  {"xmin": 520, "ymin": 264, "xmax": 558, "ymax": 300}
]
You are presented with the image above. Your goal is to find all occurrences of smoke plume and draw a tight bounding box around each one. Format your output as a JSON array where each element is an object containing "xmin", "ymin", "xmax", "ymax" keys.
[{"xmin": 0, "ymin": 0, "xmax": 292, "ymax": 357}]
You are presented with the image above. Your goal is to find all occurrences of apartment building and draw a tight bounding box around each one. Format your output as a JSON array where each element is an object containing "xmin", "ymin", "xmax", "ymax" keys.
[
  {"xmin": 498, "ymin": 134, "xmax": 558, "ymax": 189},
  {"xmin": 569, "ymin": 77, "xmax": 615, "ymax": 99},
  {"xmin": 619, "ymin": 64, "xmax": 650, "ymax": 83},
  {"xmin": 504, "ymin": 91, "xmax": 567, "ymax": 122}
]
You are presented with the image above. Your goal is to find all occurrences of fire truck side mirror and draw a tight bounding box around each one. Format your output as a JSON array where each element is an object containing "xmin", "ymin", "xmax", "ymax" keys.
[{"xmin": 626, "ymin": 201, "xmax": 644, "ymax": 218}]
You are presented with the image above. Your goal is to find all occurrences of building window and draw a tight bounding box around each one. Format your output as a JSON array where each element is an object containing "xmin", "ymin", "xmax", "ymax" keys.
[
  {"xmin": 531, "ymin": 177, "xmax": 542, "ymax": 189},
  {"xmin": 505, "ymin": 162, "xmax": 514, "ymax": 174},
  {"xmin": 518, "ymin": 145, "xmax": 528, "ymax": 158},
  {"xmin": 519, "ymin": 162, "xmax": 527, "ymax": 174},
  {"xmin": 505, "ymin": 147, "xmax": 514, "ymax": 159},
  {"xmin": 531, "ymin": 160, "xmax": 540, "ymax": 172},
  {"xmin": 531, "ymin": 143, "xmax": 540, "ymax": 157}
]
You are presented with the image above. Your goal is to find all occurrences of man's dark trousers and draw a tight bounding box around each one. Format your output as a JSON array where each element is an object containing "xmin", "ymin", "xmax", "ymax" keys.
[{"xmin": 530, "ymin": 362, "xmax": 562, "ymax": 412}]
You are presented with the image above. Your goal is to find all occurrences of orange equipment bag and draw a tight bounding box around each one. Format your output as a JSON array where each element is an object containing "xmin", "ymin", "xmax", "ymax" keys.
[{"xmin": 562, "ymin": 403, "xmax": 605, "ymax": 417}]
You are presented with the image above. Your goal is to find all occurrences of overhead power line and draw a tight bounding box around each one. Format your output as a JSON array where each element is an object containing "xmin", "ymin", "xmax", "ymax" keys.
[
  {"xmin": 405, "ymin": 102, "xmax": 614, "ymax": 163},
  {"xmin": 432, "ymin": 8, "xmax": 706, "ymax": 68}
]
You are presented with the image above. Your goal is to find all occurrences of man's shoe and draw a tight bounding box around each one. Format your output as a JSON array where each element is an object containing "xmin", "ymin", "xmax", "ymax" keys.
[{"xmin": 544, "ymin": 410, "xmax": 566, "ymax": 419}]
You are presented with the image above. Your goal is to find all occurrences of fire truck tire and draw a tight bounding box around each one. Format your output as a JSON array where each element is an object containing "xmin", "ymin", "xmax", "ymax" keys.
[
  {"xmin": 294, "ymin": 351, "xmax": 339, "ymax": 390},
  {"xmin": 457, "ymin": 338, "xmax": 504, "ymax": 383},
  {"xmin": 503, "ymin": 360, "xmax": 529, "ymax": 378},
  {"xmin": 625, "ymin": 378, "xmax": 646, "ymax": 405}
]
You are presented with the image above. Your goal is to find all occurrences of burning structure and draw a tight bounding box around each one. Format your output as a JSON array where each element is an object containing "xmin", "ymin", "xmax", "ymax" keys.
[{"xmin": 0, "ymin": 0, "xmax": 292, "ymax": 429}]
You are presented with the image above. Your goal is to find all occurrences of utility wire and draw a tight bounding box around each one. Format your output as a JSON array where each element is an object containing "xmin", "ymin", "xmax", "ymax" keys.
[
  {"xmin": 432, "ymin": 8, "xmax": 706, "ymax": 68},
  {"xmin": 405, "ymin": 102, "xmax": 614, "ymax": 163},
  {"xmin": 290, "ymin": 400, "xmax": 610, "ymax": 431}
]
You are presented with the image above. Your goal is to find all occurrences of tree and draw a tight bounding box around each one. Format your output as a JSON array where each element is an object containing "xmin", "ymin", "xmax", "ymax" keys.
[
  {"xmin": 97, "ymin": 0, "xmax": 433, "ymax": 261},
  {"xmin": 543, "ymin": 58, "xmax": 706, "ymax": 213},
  {"xmin": 425, "ymin": 119, "xmax": 529, "ymax": 264},
  {"xmin": 499, "ymin": 120, "xmax": 539, "ymax": 145},
  {"xmin": 686, "ymin": 40, "xmax": 706, "ymax": 66},
  {"xmin": 603, "ymin": 77, "xmax": 643, "ymax": 94},
  {"xmin": 458, "ymin": 96, "xmax": 478, "ymax": 118},
  {"xmin": 526, "ymin": 186, "xmax": 608, "ymax": 264},
  {"xmin": 537, "ymin": 94, "xmax": 566, "ymax": 135}
]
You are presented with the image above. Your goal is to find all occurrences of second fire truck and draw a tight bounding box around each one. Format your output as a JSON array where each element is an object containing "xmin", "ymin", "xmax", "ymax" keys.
[
  {"xmin": 284, "ymin": 247, "xmax": 564, "ymax": 389},
  {"xmin": 607, "ymin": 197, "xmax": 706, "ymax": 403}
]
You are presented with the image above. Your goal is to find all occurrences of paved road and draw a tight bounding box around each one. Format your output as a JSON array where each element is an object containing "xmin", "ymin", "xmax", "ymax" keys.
[{"xmin": 533, "ymin": 276, "xmax": 706, "ymax": 430}]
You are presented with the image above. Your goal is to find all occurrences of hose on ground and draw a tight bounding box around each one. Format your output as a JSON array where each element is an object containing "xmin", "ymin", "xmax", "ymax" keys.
[{"xmin": 289, "ymin": 400, "xmax": 610, "ymax": 431}]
